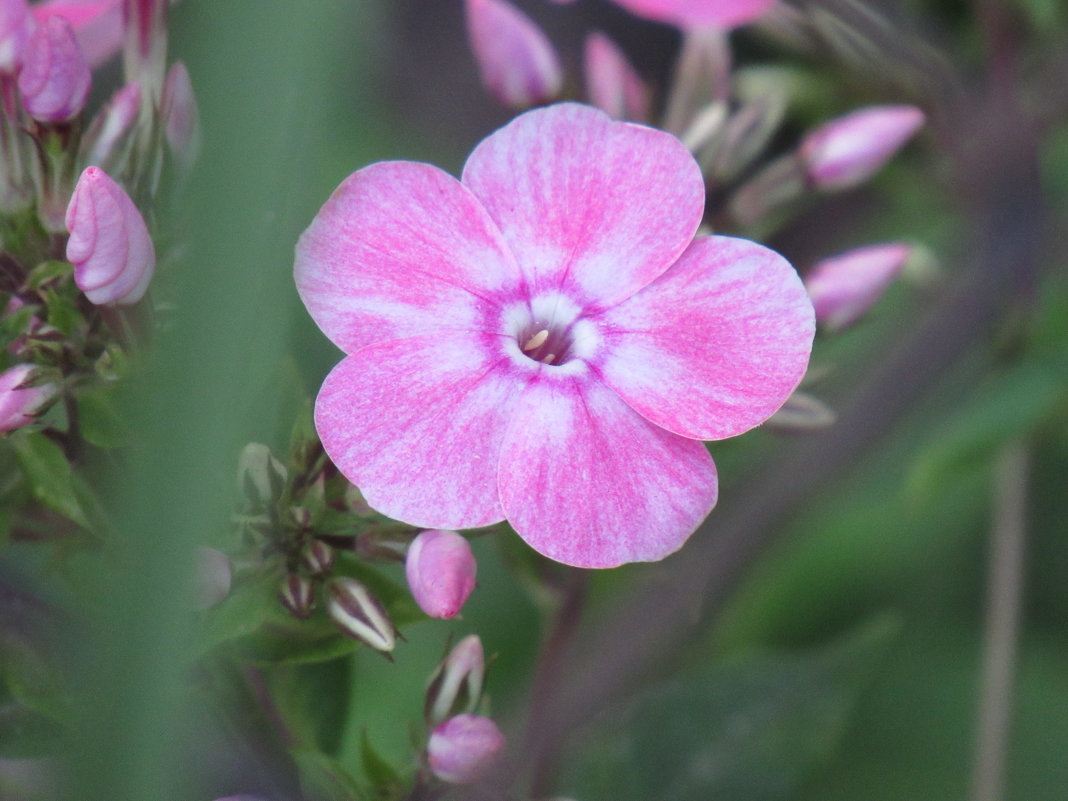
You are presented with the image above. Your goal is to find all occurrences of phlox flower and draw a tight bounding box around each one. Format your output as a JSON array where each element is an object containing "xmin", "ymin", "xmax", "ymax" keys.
[{"xmin": 295, "ymin": 103, "xmax": 813, "ymax": 569}]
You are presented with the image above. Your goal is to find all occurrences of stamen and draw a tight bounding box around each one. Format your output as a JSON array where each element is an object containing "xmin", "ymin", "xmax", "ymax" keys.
[
  {"xmin": 542, "ymin": 353, "xmax": 557, "ymax": 365},
  {"xmin": 522, "ymin": 329, "xmax": 550, "ymax": 352}
]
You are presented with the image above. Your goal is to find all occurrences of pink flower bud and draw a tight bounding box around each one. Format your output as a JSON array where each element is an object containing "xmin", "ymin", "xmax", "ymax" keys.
[
  {"xmin": 279, "ymin": 573, "xmax": 315, "ymax": 620},
  {"xmin": 17, "ymin": 15, "xmax": 90, "ymax": 122},
  {"xmin": 0, "ymin": 0, "xmax": 33, "ymax": 74},
  {"xmin": 326, "ymin": 577, "xmax": 395, "ymax": 653},
  {"xmin": 65, "ymin": 166, "xmax": 155, "ymax": 306},
  {"xmin": 0, "ymin": 363, "xmax": 57, "ymax": 431},
  {"xmin": 804, "ymin": 242, "xmax": 912, "ymax": 331},
  {"xmin": 427, "ymin": 714, "xmax": 505, "ymax": 785},
  {"xmin": 800, "ymin": 105, "xmax": 925, "ymax": 191},
  {"xmin": 405, "ymin": 530, "xmax": 477, "ymax": 620},
  {"xmin": 85, "ymin": 80, "xmax": 140, "ymax": 166},
  {"xmin": 425, "ymin": 634, "xmax": 485, "ymax": 725},
  {"xmin": 465, "ymin": 0, "xmax": 562, "ymax": 109},
  {"xmin": 300, "ymin": 539, "xmax": 335, "ymax": 577},
  {"xmin": 584, "ymin": 32, "xmax": 648, "ymax": 122},
  {"xmin": 193, "ymin": 546, "xmax": 232, "ymax": 610},
  {"xmin": 610, "ymin": 0, "xmax": 776, "ymax": 29},
  {"xmin": 161, "ymin": 60, "xmax": 200, "ymax": 168}
]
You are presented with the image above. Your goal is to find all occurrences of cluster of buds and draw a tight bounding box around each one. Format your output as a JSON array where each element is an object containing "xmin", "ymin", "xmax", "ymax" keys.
[
  {"xmin": 422, "ymin": 636, "xmax": 506, "ymax": 785},
  {"xmin": 0, "ymin": 0, "xmax": 200, "ymax": 437}
]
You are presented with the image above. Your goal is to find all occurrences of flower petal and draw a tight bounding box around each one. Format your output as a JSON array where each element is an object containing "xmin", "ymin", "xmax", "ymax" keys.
[
  {"xmin": 595, "ymin": 235, "xmax": 814, "ymax": 440},
  {"xmin": 461, "ymin": 103, "xmax": 704, "ymax": 308},
  {"xmin": 295, "ymin": 161, "xmax": 524, "ymax": 354},
  {"xmin": 611, "ymin": 0, "xmax": 776, "ymax": 29},
  {"xmin": 498, "ymin": 374, "xmax": 717, "ymax": 568},
  {"xmin": 315, "ymin": 332, "xmax": 526, "ymax": 530}
]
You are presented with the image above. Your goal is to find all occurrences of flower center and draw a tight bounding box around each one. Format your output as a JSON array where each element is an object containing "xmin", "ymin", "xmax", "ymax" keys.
[{"xmin": 518, "ymin": 322, "xmax": 574, "ymax": 365}]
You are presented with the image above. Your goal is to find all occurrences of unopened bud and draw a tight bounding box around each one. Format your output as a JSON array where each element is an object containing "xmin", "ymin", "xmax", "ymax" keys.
[
  {"xmin": 800, "ymin": 105, "xmax": 925, "ymax": 191},
  {"xmin": 427, "ymin": 714, "xmax": 505, "ymax": 785},
  {"xmin": 300, "ymin": 539, "xmax": 335, "ymax": 577},
  {"xmin": 84, "ymin": 81, "xmax": 141, "ymax": 167},
  {"xmin": 65, "ymin": 167, "xmax": 155, "ymax": 305},
  {"xmin": 611, "ymin": 0, "xmax": 776, "ymax": 28},
  {"xmin": 804, "ymin": 242, "xmax": 912, "ymax": 331},
  {"xmin": 406, "ymin": 530, "xmax": 477, "ymax": 620},
  {"xmin": 287, "ymin": 505, "xmax": 311, "ymax": 530},
  {"xmin": 426, "ymin": 635, "xmax": 485, "ymax": 725},
  {"xmin": 161, "ymin": 61, "xmax": 200, "ymax": 169},
  {"xmin": 193, "ymin": 546, "xmax": 232, "ymax": 610},
  {"xmin": 766, "ymin": 390, "xmax": 836, "ymax": 430},
  {"xmin": 18, "ymin": 15, "xmax": 91, "ymax": 123},
  {"xmin": 279, "ymin": 573, "xmax": 315, "ymax": 620},
  {"xmin": 584, "ymin": 32, "xmax": 647, "ymax": 122},
  {"xmin": 33, "ymin": 0, "xmax": 125, "ymax": 68},
  {"xmin": 465, "ymin": 0, "xmax": 561, "ymax": 109},
  {"xmin": 0, "ymin": 363, "xmax": 58, "ymax": 431},
  {"xmin": 236, "ymin": 442, "xmax": 288, "ymax": 507},
  {"xmin": 326, "ymin": 577, "xmax": 395, "ymax": 653},
  {"xmin": 0, "ymin": 0, "xmax": 32, "ymax": 74}
]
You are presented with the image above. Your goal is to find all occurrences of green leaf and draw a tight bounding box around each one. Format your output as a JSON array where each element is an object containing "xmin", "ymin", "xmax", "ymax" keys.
[
  {"xmin": 13, "ymin": 433, "xmax": 90, "ymax": 529},
  {"xmin": 360, "ymin": 730, "xmax": 404, "ymax": 799},
  {"xmin": 39, "ymin": 287, "xmax": 80, "ymax": 338},
  {"xmin": 25, "ymin": 260, "xmax": 72, "ymax": 289},
  {"xmin": 292, "ymin": 747, "xmax": 367, "ymax": 801},
  {"xmin": 269, "ymin": 658, "xmax": 354, "ymax": 754},
  {"xmin": 566, "ymin": 617, "xmax": 899, "ymax": 801},
  {"xmin": 77, "ymin": 387, "xmax": 129, "ymax": 449},
  {"xmin": 907, "ymin": 357, "xmax": 1068, "ymax": 503}
]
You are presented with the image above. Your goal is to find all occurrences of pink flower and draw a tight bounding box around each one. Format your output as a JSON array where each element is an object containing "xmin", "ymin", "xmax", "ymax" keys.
[
  {"xmin": 295, "ymin": 103, "xmax": 813, "ymax": 569},
  {"xmin": 584, "ymin": 32, "xmax": 648, "ymax": 122},
  {"xmin": 0, "ymin": 363, "xmax": 57, "ymax": 431},
  {"xmin": 609, "ymin": 0, "xmax": 776, "ymax": 29},
  {"xmin": 65, "ymin": 166, "xmax": 155, "ymax": 305},
  {"xmin": 427, "ymin": 714, "xmax": 505, "ymax": 785},
  {"xmin": 17, "ymin": 14, "xmax": 90, "ymax": 122},
  {"xmin": 31, "ymin": 0, "xmax": 123, "ymax": 67},
  {"xmin": 465, "ymin": 0, "xmax": 562, "ymax": 108},
  {"xmin": 406, "ymin": 530, "xmax": 478, "ymax": 619},
  {"xmin": 804, "ymin": 242, "xmax": 911, "ymax": 331},
  {"xmin": 800, "ymin": 105, "xmax": 925, "ymax": 191}
]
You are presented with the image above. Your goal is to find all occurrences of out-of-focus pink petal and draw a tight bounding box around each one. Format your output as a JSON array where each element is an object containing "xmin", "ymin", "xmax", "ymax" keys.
[
  {"xmin": 584, "ymin": 32, "xmax": 648, "ymax": 121},
  {"xmin": 32, "ymin": 0, "xmax": 122, "ymax": 67},
  {"xmin": 800, "ymin": 105, "xmax": 925, "ymax": 191},
  {"xmin": 462, "ymin": 103, "xmax": 703, "ymax": 308},
  {"xmin": 295, "ymin": 161, "xmax": 524, "ymax": 354},
  {"xmin": 805, "ymin": 242, "xmax": 911, "ymax": 330},
  {"xmin": 315, "ymin": 334, "xmax": 524, "ymax": 530},
  {"xmin": 465, "ymin": 0, "xmax": 562, "ymax": 108},
  {"xmin": 0, "ymin": 0, "xmax": 33, "ymax": 74},
  {"xmin": 498, "ymin": 375, "xmax": 717, "ymax": 568},
  {"xmin": 161, "ymin": 61, "xmax": 200, "ymax": 167},
  {"xmin": 596, "ymin": 236, "xmax": 813, "ymax": 441},
  {"xmin": 65, "ymin": 166, "xmax": 155, "ymax": 305},
  {"xmin": 18, "ymin": 14, "xmax": 90, "ymax": 122},
  {"xmin": 611, "ymin": 0, "xmax": 776, "ymax": 29}
]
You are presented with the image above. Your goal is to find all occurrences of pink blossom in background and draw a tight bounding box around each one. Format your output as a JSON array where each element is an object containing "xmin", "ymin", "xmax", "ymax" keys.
[
  {"xmin": 65, "ymin": 166, "xmax": 156, "ymax": 305},
  {"xmin": 427, "ymin": 714, "xmax": 506, "ymax": 784},
  {"xmin": 584, "ymin": 32, "xmax": 648, "ymax": 121},
  {"xmin": 804, "ymin": 242, "xmax": 912, "ymax": 331},
  {"xmin": 405, "ymin": 529, "xmax": 478, "ymax": 619},
  {"xmin": 0, "ymin": 0, "xmax": 33, "ymax": 73},
  {"xmin": 18, "ymin": 15, "xmax": 90, "ymax": 122},
  {"xmin": 161, "ymin": 60, "xmax": 200, "ymax": 167},
  {"xmin": 295, "ymin": 103, "xmax": 813, "ymax": 568},
  {"xmin": 0, "ymin": 363, "xmax": 57, "ymax": 431},
  {"xmin": 465, "ymin": 0, "xmax": 562, "ymax": 108},
  {"xmin": 31, "ymin": 0, "xmax": 122, "ymax": 67},
  {"xmin": 800, "ymin": 104, "xmax": 925, "ymax": 191},
  {"xmin": 609, "ymin": 0, "xmax": 776, "ymax": 29}
]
